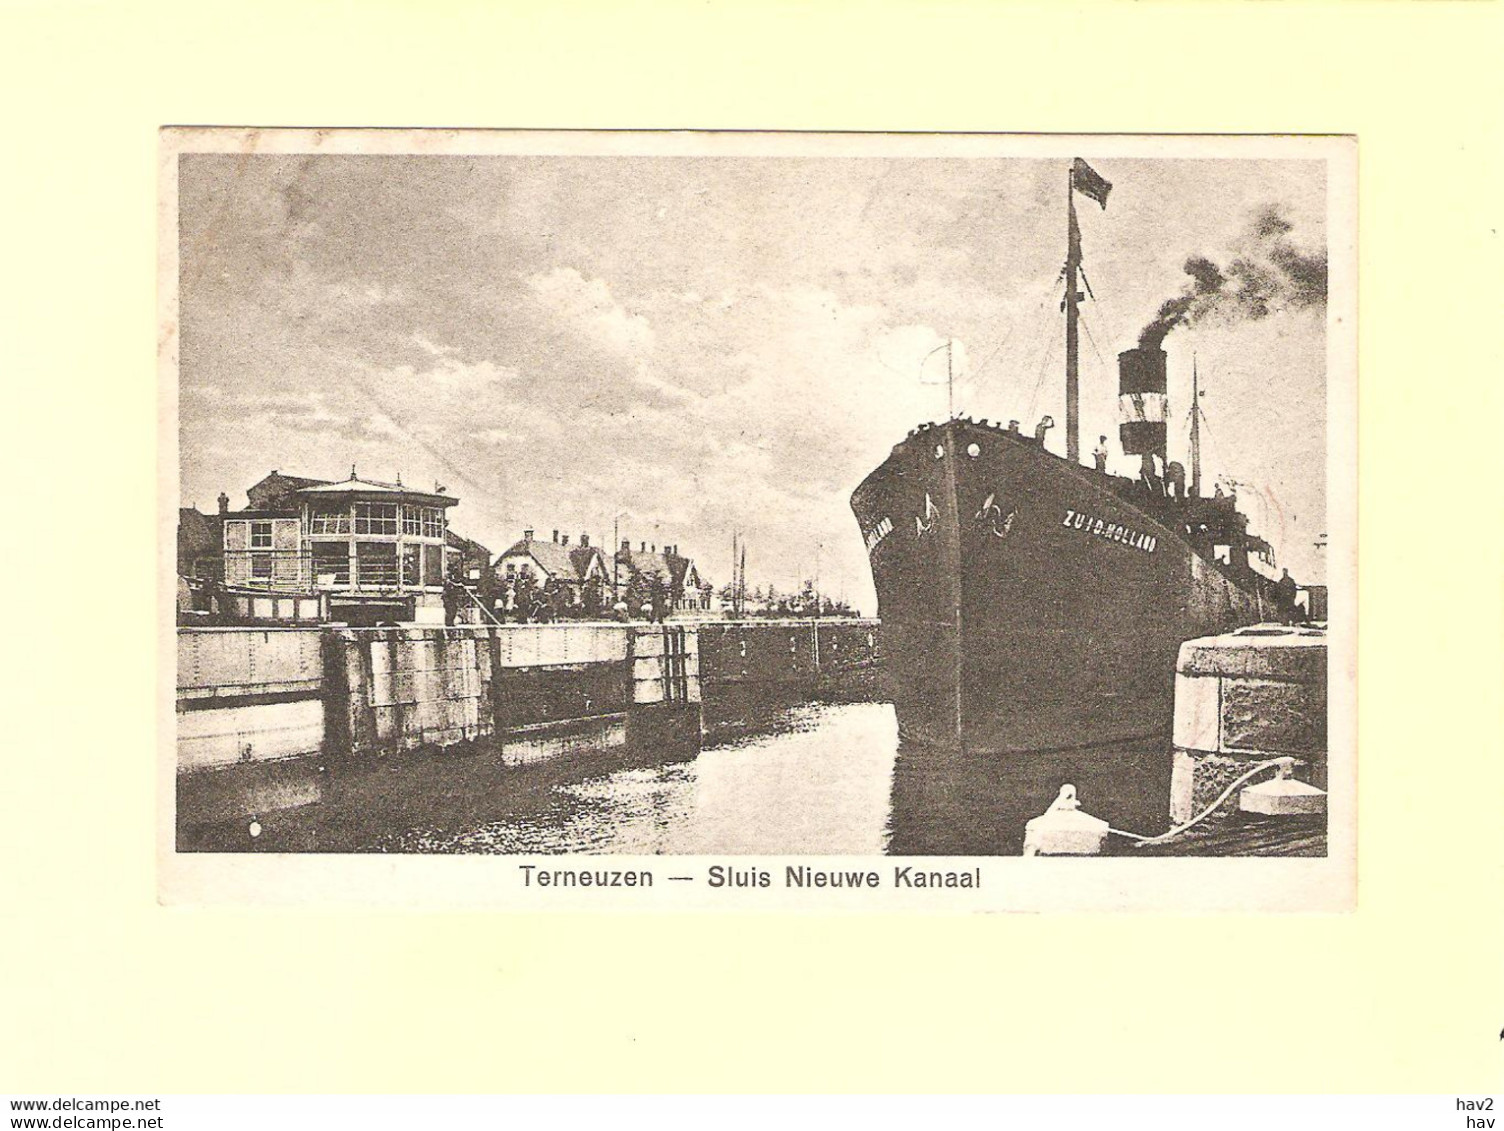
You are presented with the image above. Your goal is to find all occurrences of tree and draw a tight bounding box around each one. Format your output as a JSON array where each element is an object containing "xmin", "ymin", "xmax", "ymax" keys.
[
  {"xmin": 759, "ymin": 584, "xmax": 779, "ymax": 618},
  {"xmin": 797, "ymin": 579, "xmax": 817, "ymax": 615},
  {"xmin": 582, "ymin": 577, "xmax": 605, "ymax": 618},
  {"xmin": 625, "ymin": 566, "xmax": 667, "ymax": 620},
  {"xmin": 647, "ymin": 571, "xmax": 670, "ymax": 622},
  {"xmin": 541, "ymin": 578, "xmax": 568, "ymax": 622},
  {"xmin": 513, "ymin": 567, "xmax": 541, "ymax": 623}
]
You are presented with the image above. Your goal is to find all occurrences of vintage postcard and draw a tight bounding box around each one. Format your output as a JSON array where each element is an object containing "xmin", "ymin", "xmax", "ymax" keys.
[{"xmin": 160, "ymin": 128, "xmax": 1356, "ymax": 911}]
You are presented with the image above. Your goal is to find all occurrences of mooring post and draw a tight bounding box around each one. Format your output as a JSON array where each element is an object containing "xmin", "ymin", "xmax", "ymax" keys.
[{"xmin": 485, "ymin": 624, "xmax": 507, "ymax": 756}]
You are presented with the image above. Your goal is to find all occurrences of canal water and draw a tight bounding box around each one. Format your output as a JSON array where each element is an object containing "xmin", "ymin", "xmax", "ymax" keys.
[
  {"xmin": 375, "ymin": 702, "xmax": 901, "ymax": 855},
  {"xmin": 221, "ymin": 699, "xmax": 1178, "ymax": 856}
]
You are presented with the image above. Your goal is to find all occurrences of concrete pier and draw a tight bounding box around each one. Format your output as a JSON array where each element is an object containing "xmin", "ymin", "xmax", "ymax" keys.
[
  {"xmin": 1169, "ymin": 624, "xmax": 1327, "ymax": 826},
  {"xmin": 177, "ymin": 628, "xmax": 327, "ymax": 772},
  {"xmin": 175, "ymin": 618, "xmax": 878, "ymax": 841}
]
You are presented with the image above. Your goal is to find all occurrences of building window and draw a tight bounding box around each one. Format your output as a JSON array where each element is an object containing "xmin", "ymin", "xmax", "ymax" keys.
[
  {"xmin": 312, "ymin": 542, "xmax": 350, "ymax": 586},
  {"xmin": 250, "ymin": 521, "xmax": 273, "ymax": 549},
  {"xmin": 310, "ymin": 505, "xmax": 350, "ymax": 534},
  {"xmin": 422, "ymin": 544, "xmax": 443, "ymax": 587},
  {"xmin": 356, "ymin": 542, "xmax": 398, "ymax": 588},
  {"xmin": 250, "ymin": 554, "xmax": 273, "ymax": 580},
  {"xmin": 354, "ymin": 503, "xmax": 399, "ymax": 535},
  {"xmin": 402, "ymin": 505, "xmax": 443, "ymax": 537},
  {"xmin": 401, "ymin": 543, "xmax": 422, "ymax": 587}
]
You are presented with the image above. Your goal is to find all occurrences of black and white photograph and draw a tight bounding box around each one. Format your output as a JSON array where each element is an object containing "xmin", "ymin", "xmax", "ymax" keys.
[
  {"xmin": 16, "ymin": 0, "xmax": 1504, "ymax": 1111},
  {"xmin": 164, "ymin": 130, "xmax": 1355, "ymax": 905}
]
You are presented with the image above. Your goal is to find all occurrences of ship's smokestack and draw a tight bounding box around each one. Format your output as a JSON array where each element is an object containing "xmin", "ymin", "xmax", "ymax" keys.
[{"xmin": 1117, "ymin": 348, "xmax": 1168, "ymax": 464}]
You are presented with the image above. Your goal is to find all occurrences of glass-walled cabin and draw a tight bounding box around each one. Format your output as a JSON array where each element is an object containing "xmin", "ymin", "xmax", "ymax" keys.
[
  {"xmin": 297, "ymin": 484, "xmax": 455, "ymax": 601},
  {"xmin": 219, "ymin": 481, "xmax": 456, "ymax": 617}
]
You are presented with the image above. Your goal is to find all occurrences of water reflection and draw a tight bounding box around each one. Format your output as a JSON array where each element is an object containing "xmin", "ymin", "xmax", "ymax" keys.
[
  {"xmin": 182, "ymin": 691, "xmax": 1324, "ymax": 855},
  {"xmin": 377, "ymin": 702, "xmax": 900, "ymax": 855},
  {"xmin": 361, "ymin": 700, "xmax": 1177, "ymax": 856},
  {"xmin": 887, "ymin": 735, "xmax": 1173, "ymax": 856}
]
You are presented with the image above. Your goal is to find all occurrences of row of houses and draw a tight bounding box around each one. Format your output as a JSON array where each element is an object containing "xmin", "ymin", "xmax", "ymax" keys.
[
  {"xmin": 177, "ymin": 469, "xmax": 712, "ymax": 626},
  {"xmin": 496, "ymin": 529, "xmax": 708, "ymax": 616}
]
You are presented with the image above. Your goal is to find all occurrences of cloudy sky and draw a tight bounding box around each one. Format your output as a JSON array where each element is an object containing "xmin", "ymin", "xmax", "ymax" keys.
[{"xmin": 178, "ymin": 145, "xmax": 1330, "ymax": 609}]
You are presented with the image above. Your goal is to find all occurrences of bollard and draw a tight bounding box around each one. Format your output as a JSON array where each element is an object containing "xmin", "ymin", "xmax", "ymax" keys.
[
  {"xmin": 1239, "ymin": 759, "xmax": 1327, "ymax": 817},
  {"xmin": 1170, "ymin": 625, "xmax": 1327, "ymax": 826},
  {"xmin": 1022, "ymin": 785, "xmax": 1109, "ymax": 856}
]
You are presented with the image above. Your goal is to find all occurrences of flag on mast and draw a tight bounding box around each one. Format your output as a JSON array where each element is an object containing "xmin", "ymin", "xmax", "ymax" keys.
[{"xmin": 1071, "ymin": 158, "xmax": 1112, "ymax": 209}]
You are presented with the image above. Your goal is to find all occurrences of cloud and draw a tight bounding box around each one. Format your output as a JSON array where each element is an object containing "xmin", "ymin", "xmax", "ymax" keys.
[
  {"xmin": 178, "ymin": 153, "xmax": 1330, "ymax": 601},
  {"xmin": 526, "ymin": 267, "xmax": 656, "ymax": 357},
  {"xmin": 410, "ymin": 331, "xmax": 458, "ymax": 358},
  {"xmin": 471, "ymin": 428, "xmax": 519, "ymax": 446},
  {"xmin": 323, "ymin": 279, "xmax": 410, "ymax": 309},
  {"xmin": 238, "ymin": 391, "xmax": 349, "ymax": 435},
  {"xmin": 359, "ymin": 412, "xmax": 406, "ymax": 440},
  {"xmin": 366, "ymin": 354, "xmax": 518, "ymax": 390}
]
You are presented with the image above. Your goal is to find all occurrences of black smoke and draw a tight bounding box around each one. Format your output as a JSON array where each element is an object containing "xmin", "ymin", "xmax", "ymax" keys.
[{"xmin": 1138, "ymin": 205, "xmax": 1327, "ymax": 349}]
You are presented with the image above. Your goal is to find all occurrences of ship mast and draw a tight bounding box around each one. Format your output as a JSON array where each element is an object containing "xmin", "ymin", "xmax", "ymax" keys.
[
  {"xmin": 947, "ymin": 338, "xmax": 954, "ymax": 421},
  {"xmin": 1064, "ymin": 166, "xmax": 1083, "ymax": 464},
  {"xmin": 1190, "ymin": 354, "xmax": 1202, "ymax": 496}
]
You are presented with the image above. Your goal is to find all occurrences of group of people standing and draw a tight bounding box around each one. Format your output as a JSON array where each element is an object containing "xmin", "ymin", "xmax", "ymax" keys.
[{"xmin": 443, "ymin": 575, "xmax": 669, "ymax": 626}]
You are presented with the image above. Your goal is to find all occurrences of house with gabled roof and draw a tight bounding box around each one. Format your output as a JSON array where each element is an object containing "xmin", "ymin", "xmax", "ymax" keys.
[
  {"xmin": 494, "ymin": 529, "xmax": 611, "ymax": 611},
  {"xmin": 615, "ymin": 539, "xmax": 713, "ymax": 616},
  {"xmin": 177, "ymin": 504, "xmax": 223, "ymax": 579},
  {"xmin": 245, "ymin": 470, "xmax": 330, "ymax": 512}
]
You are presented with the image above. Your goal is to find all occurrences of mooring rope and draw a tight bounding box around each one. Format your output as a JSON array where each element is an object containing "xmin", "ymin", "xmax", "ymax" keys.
[{"xmin": 1109, "ymin": 757, "xmax": 1293, "ymax": 847}]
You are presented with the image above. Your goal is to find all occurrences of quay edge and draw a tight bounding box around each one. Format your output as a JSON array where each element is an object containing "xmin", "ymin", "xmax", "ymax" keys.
[{"xmin": 174, "ymin": 618, "xmax": 880, "ymax": 848}]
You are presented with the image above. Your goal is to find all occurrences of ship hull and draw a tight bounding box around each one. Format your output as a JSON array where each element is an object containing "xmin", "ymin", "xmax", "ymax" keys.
[{"xmin": 851, "ymin": 420, "xmax": 1262, "ymax": 756}]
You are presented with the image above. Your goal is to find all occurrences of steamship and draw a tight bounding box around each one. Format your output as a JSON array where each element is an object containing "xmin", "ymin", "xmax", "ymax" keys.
[{"xmin": 850, "ymin": 160, "xmax": 1295, "ymax": 755}]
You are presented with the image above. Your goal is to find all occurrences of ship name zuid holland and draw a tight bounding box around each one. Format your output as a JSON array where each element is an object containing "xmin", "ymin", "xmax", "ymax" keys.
[{"xmin": 1061, "ymin": 508, "xmax": 1157, "ymax": 553}]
